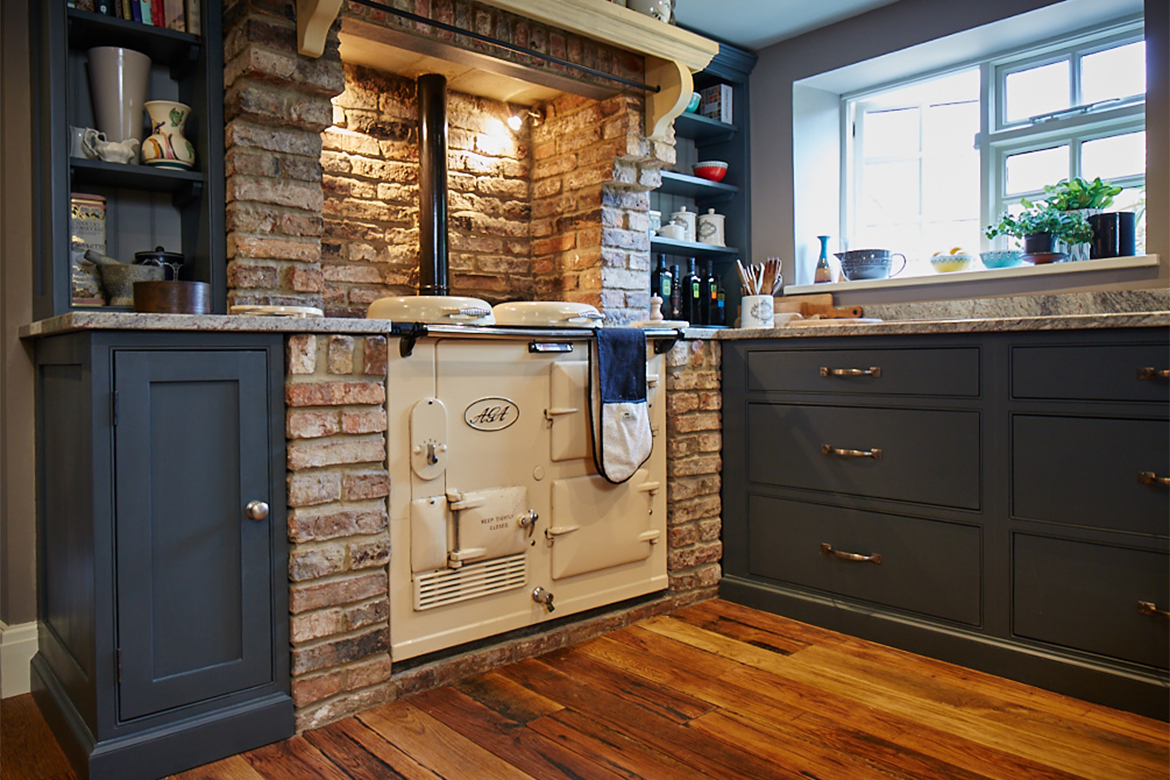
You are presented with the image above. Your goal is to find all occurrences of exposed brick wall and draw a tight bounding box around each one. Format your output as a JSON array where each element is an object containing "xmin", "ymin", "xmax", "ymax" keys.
[
  {"xmin": 223, "ymin": 0, "xmax": 346, "ymax": 309},
  {"xmin": 322, "ymin": 65, "xmax": 534, "ymax": 316},
  {"xmin": 664, "ymin": 339, "xmax": 723, "ymax": 593},
  {"xmin": 530, "ymin": 93, "xmax": 675, "ymax": 325},
  {"xmin": 285, "ymin": 334, "xmax": 393, "ymax": 731}
]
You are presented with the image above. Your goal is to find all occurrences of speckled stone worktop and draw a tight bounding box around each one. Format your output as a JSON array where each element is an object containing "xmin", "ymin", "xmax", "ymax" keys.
[{"xmin": 19, "ymin": 289, "xmax": 1170, "ymax": 339}]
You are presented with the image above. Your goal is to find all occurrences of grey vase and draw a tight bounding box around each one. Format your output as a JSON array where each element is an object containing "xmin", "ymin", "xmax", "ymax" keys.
[{"xmin": 87, "ymin": 47, "xmax": 152, "ymax": 152}]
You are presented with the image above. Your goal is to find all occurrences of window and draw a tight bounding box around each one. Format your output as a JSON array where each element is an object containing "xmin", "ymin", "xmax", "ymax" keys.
[{"xmin": 844, "ymin": 21, "xmax": 1146, "ymax": 277}]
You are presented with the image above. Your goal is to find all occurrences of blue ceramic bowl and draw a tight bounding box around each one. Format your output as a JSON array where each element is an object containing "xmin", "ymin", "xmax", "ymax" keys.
[{"xmin": 980, "ymin": 250, "xmax": 1024, "ymax": 269}]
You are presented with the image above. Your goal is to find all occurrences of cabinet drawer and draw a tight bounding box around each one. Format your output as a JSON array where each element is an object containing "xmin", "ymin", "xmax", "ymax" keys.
[
  {"xmin": 748, "ymin": 404, "xmax": 981, "ymax": 509},
  {"xmin": 749, "ymin": 497, "xmax": 981, "ymax": 625},
  {"xmin": 747, "ymin": 347, "xmax": 980, "ymax": 397},
  {"xmin": 1013, "ymin": 534, "xmax": 1169, "ymax": 669},
  {"xmin": 1012, "ymin": 344, "xmax": 1170, "ymax": 403},
  {"xmin": 1013, "ymin": 416, "xmax": 1169, "ymax": 536}
]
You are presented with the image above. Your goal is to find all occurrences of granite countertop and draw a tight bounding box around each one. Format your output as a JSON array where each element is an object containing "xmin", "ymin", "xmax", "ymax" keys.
[{"xmin": 20, "ymin": 290, "xmax": 1170, "ymax": 339}]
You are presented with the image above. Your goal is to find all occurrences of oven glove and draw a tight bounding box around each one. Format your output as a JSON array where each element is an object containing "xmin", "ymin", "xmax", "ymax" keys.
[{"xmin": 589, "ymin": 328, "xmax": 652, "ymax": 484}]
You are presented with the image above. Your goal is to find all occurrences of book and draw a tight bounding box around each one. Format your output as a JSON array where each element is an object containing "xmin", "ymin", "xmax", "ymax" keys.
[
  {"xmin": 69, "ymin": 194, "xmax": 107, "ymax": 306},
  {"xmin": 139, "ymin": 0, "xmax": 151, "ymax": 24},
  {"xmin": 185, "ymin": 0, "xmax": 200, "ymax": 35},
  {"xmin": 151, "ymin": 0, "xmax": 165, "ymax": 26},
  {"xmin": 699, "ymin": 84, "xmax": 733, "ymax": 125},
  {"xmin": 164, "ymin": 0, "xmax": 185, "ymax": 31},
  {"xmin": 121, "ymin": 0, "xmax": 132, "ymax": 19}
]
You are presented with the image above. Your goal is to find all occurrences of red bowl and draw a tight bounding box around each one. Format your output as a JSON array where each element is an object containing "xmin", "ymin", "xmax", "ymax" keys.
[{"xmin": 692, "ymin": 161, "xmax": 728, "ymax": 182}]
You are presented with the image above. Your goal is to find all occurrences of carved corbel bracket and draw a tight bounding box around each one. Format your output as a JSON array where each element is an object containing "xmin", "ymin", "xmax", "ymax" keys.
[
  {"xmin": 297, "ymin": 0, "xmax": 344, "ymax": 58},
  {"xmin": 645, "ymin": 56, "xmax": 693, "ymax": 142}
]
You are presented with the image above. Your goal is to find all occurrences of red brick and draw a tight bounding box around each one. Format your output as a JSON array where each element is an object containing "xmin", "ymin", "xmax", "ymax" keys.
[
  {"xmin": 288, "ymin": 501, "xmax": 388, "ymax": 542},
  {"xmin": 342, "ymin": 471, "xmax": 390, "ymax": 500},
  {"xmin": 287, "ymin": 409, "xmax": 340, "ymax": 439},
  {"xmin": 286, "ymin": 380, "xmax": 386, "ymax": 407},
  {"xmin": 289, "ymin": 571, "xmax": 388, "ymax": 614}
]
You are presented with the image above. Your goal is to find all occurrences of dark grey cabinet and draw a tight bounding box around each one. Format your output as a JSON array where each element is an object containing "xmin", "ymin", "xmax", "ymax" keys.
[
  {"xmin": 32, "ymin": 331, "xmax": 292, "ymax": 780},
  {"xmin": 722, "ymin": 327, "xmax": 1170, "ymax": 720}
]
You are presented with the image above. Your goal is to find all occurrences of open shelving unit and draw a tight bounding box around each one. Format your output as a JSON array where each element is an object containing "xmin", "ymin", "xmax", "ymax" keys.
[
  {"xmin": 651, "ymin": 40, "xmax": 757, "ymax": 322},
  {"xmin": 33, "ymin": 1, "xmax": 225, "ymax": 319}
]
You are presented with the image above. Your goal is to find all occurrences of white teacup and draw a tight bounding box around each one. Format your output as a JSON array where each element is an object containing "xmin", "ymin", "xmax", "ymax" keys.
[
  {"xmin": 740, "ymin": 295, "xmax": 775, "ymax": 329},
  {"xmin": 70, "ymin": 126, "xmax": 104, "ymax": 159}
]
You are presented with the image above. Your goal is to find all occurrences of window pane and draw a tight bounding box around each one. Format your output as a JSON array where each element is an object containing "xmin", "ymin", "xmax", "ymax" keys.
[
  {"xmin": 1082, "ymin": 41, "xmax": 1146, "ymax": 104},
  {"xmin": 862, "ymin": 159, "xmax": 920, "ymax": 221},
  {"xmin": 1006, "ymin": 60, "xmax": 1070, "ymax": 123},
  {"xmin": 1082, "ymin": 131, "xmax": 1145, "ymax": 181},
  {"xmin": 863, "ymin": 107, "xmax": 919, "ymax": 158},
  {"xmin": 1005, "ymin": 145, "xmax": 1068, "ymax": 195}
]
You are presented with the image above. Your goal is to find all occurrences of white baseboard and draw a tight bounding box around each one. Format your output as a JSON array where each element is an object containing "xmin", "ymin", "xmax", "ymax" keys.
[{"xmin": 1, "ymin": 621, "xmax": 37, "ymax": 698}]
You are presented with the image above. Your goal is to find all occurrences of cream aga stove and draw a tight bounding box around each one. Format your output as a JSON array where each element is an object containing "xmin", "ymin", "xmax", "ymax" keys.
[{"xmin": 374, "ymin": 297, "xmax": 682, "ymax": 660}]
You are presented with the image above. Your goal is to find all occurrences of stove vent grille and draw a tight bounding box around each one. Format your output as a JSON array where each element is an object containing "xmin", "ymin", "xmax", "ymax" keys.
[{"xmin": 413, "ymin": 553, "xmax": 528, "ymax": 611}]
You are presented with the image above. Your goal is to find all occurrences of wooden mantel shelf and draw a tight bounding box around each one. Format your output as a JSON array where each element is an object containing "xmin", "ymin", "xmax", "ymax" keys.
[{"xmin": 296, "ymin": 0, "xmax": 719, "ymax": 140}]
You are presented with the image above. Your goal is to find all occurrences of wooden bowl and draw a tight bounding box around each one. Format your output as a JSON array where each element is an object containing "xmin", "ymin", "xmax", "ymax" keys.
[{"xmin": 133, "ymin": 281, "xmax": 211, "ymax": 314}]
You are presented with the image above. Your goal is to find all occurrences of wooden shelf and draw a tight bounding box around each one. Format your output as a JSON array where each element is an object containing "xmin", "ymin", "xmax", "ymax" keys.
[
  {"xmin": 658, "ymin": 170, "xmax": 738, "ymax": 203},
  {"xmin": 674, "ymin": 112, "xmax": 736, "ymax": 142},
  {"xmin": 651, "ymin": 236, "xmax": 740, "ymax": 258},
  {"xmin": 70, "ymin": 158, "xmax": 204, "ymax": 199},
  {"xmin": 67, "ymin": 8, "xmax": 201, "ymax": 71}
]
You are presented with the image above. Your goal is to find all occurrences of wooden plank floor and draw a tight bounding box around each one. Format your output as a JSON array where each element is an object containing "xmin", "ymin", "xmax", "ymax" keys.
[{"xmin": 3, "ymin": 600, "xmax": 1167, "ymax": 780}]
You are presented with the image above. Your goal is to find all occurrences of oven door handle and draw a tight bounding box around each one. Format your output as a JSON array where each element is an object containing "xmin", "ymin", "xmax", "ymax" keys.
[
  {"xmin": 543, "ymin": 406, "xmax": 579, "ymax": 421},
  {"xmin": 639, "ymin": 481, "xmax": 661, "ymax": 495},
  {"xmin": 546, "ymin": 525, "xmax": 580, "ymax": 537}
]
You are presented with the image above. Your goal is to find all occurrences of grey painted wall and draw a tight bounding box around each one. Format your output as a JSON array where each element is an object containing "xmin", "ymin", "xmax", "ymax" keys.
[
  {"xmin": 1, "ymin": 0, "xmax": 37, "ymax": 629},
  {"xmin": 751, "ymin": 0, "xmax": 1169, "ymax": 290}
]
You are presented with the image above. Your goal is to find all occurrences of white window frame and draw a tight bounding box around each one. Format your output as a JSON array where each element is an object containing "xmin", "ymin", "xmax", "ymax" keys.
[{"xmin": 841, "ymin": 16, "xmax": 1146, "ymax": 264}]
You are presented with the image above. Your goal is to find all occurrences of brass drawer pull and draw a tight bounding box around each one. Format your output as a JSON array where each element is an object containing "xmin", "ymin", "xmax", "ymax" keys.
[
  {"xmin": 820, "ymin": 366, "xmax": 881, "ymax": 378},
  {"xmin": 1137, "ymin": 601, "xmax": 1170, "ymax": 619},
  {"xmin": 1137, "ymin": 367, "xmax": 1170, "ymax": 380},
  {"xmin": 821, "ymin": 542, "xmax": 882, "ymax": 564},
  {"xmin": 1138, "ymin": 471, "xmax": 1170, "ymax": 487},
  {"xmin": 821, "ymin": 444, "xmax": 882, "ymax": 460}
]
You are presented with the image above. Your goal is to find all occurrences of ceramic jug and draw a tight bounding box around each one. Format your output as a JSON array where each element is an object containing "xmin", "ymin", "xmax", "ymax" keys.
[
  {"xmin": 141, "ymin": 101, "xmax": 196, "ymax": 170},
  {"xmin": 92, "ymin": 137, "xmax": 141, "ymax": 165}
]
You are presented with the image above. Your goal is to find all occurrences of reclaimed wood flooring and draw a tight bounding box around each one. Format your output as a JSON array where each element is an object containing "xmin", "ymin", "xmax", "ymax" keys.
[{"xmin": 3, "ymin": 599, "xmax": 1167, "ymax": 780}]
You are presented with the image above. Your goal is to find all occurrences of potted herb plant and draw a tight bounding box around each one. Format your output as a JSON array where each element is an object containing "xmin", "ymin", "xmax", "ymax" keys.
[
  {"xmin": 1042, "ymin": 177, "xmax": 1123, "ymax": 260},
  {"xmin": 984, "ymin": 202, "xmax": 1093, "ymax": 263}
]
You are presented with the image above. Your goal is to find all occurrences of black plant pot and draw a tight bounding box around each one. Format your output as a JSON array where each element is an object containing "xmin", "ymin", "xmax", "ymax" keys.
[
  {"xmin": 1022, "ymin": 233, "xmax": 1054, "ymax": 254},
  {"xmin": 1088, "ymin": 212, "xmax": 1137, "ymax": 258}
]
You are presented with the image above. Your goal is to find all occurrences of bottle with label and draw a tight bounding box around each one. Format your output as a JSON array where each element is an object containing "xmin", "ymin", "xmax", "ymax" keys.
[
  {"xmin": 702, "ymin": 260, "xmax": 718, "ymax": 325},
  {"xmin": 651, "ymin": 254, "xmax": 673, "ymax": 306},
  {"xmin": 815, "ymin": 235, "xmax": 833, "ymax": 283},
  {"xmin": 670, "ymin": 264, "xmax": 682, "ymax": 319},
  {"xmin": 682, "ymin": 258, "xmax": 702, "ymax": 324},
  {"xmin": 714, "ymin": 277, "xmax": 726, "ymax": 326}
]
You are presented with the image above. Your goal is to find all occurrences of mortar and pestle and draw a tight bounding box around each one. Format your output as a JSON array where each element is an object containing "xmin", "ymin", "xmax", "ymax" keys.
[{"xmin": 82, "ymin": 250, "xmax": 210, "ymax": 312}]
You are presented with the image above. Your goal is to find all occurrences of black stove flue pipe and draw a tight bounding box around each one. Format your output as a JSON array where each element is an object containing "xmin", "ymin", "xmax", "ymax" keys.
[{"xmin": 418, "ymin": 73, "xmax": 449, "ymax": 296}]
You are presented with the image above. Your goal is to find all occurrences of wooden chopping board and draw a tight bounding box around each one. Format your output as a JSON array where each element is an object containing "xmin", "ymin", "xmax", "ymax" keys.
[{"xmin": 775, "ymin": 293, "xmax": 864, "ymax": 319}]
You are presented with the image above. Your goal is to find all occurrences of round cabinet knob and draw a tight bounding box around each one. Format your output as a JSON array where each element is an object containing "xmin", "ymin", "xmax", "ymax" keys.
[{"xmin": 246, "ymin": 500, "xmax": 270, "ymax": 521}]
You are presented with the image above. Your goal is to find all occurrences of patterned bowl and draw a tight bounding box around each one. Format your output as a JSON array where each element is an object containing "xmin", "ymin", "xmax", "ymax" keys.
[
  {"xmin": 692, "ymin": 161, "xmax": 728, "ymax": 182},
  {"xmin": 930, "ymin": 254, "xmax": 974, "ymax": 273},
  {"xmin": 980, "ymin": 250, "xmax": 1024, "ymax": 269}
]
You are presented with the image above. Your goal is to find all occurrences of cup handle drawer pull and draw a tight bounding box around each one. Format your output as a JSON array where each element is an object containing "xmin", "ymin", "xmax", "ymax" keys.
[
  {"xmin": 821, "ymin": 543, "xmax": 882, "ymax": 564},
  {"xmin": 1137, "ymin": 601, "xmax": 1170, "ymax": 619},
  {"xmin": 1138, "ymin": 471, "xmax": 1170, "ymax": 486},
  {"xmin": 820, "ymin": 366, "xmax": 881, "ymax": 378},
  {"xmin": 822, "ymin": 444, "xmax": 882, "ymax": 460},
  {"xmin": 1137, "ymin": 367, "xmax": 1170, "ymax": 380}
]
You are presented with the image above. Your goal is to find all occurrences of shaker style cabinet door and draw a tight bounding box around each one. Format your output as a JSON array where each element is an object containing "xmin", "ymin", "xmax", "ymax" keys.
[{"xmin": 112, "ymin": 350, "xmax": 274, "ymax": 721}]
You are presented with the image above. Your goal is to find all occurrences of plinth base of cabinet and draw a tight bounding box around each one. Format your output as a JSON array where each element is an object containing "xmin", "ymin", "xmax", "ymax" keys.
[
  {"xmin": 720, "ymin": 576, "xmax": 1170, "ymax": 722},
  {"xmin": 31, "ymin": 654, "xmax": 294, "ymax": 780}
]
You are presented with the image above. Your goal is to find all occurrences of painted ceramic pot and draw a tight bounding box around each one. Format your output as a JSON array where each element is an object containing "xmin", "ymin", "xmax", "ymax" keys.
[{"xmin": 141, "ymin": 101, "xmax": 196, "ymax": 170}]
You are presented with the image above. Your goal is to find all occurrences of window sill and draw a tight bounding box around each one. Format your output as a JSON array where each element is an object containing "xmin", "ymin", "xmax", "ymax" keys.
[{"xmin": 784, "ymin": 255, "xmax": 1160, "ymax": 297}]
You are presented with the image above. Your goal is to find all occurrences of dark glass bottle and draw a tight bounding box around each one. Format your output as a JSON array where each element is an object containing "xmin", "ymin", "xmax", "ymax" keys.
[
  {"xmin": 682, "ymin": 258, "xmax": 702, "ymax": 324},
  {"xmin": 670, "ymin": 264, "xmax": 682, "ymax": 319},
  {"xmin": 714, "ymin": 277, "xmax": 726, "ymax": 326},
  {"xmin": 703, "ymin": 260, "xmax": 718, "ymax": 326},
  {"xmin": 651, "ymin": 254, "xmax": 673, "ymax": 307}
]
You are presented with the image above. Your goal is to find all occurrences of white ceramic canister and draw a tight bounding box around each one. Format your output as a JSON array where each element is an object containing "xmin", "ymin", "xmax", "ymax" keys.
[
  {"xmin": 670, "ymin": 206, "xmax": 696, "ymax": 243},
  {"xmin": 697, "ymin": 208, "xmax": 725, "ymax": 246}
]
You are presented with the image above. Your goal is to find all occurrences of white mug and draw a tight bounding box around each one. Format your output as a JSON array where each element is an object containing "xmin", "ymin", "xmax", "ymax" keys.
[
  {"xmin": 70, "ymin": 126, "xmax": 104, "ymax": 159},
  {"xmin": 740, "ymin": 295, "xmax": 775, "ymax": 329}
]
